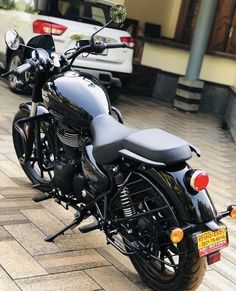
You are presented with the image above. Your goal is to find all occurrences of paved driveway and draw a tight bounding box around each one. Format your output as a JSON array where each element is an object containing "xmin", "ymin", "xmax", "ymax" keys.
[{"xmin": 0, "ymin": 79, "xmax": 235, "ymax": 290}]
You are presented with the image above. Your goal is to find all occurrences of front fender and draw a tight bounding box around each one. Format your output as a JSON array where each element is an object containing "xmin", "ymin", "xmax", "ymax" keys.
[
  {"xmin": 19, "ymin": 102, "xmax": 49, "ymax": 116},
  {"xmin": 145, "ymin": 166, "xmax": 217, "ymax": 224}
]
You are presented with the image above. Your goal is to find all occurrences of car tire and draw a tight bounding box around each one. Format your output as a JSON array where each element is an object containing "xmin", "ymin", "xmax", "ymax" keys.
[
  {"xmin": 107, "ymin": 87, "xmax": 121, "ymax": 103},
  {"xmin": 8, "ymin": 50, "xmax": 32, "ymax": 95}
]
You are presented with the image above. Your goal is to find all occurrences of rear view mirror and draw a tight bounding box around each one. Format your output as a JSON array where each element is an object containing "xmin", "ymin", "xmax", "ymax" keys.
[
  {"xmin": 5, "ymin": 29, "xmax": 20, "ymax": 50},
  {"xmin": 110, "ymin": 5, "xmax": 127, "ymax": 24}
]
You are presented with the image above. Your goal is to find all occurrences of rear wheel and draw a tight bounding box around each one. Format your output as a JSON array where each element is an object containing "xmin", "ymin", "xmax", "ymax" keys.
[
  {"xmin": 112, "ymin": 172, "xmax": 206, "ymax": 291},
  {"xmin": 12, "ymin": 110, "xmax": 55, "ymax": 192}
]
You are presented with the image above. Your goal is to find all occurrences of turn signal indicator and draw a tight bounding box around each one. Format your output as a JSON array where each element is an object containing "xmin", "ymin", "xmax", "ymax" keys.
[
  {"xmin": 170, "ymin": 228, "xmax": 184, "ymax": 243},
  {"xmin": 230, "ymin": 207, "xmax": 236, "ymax": 219}
]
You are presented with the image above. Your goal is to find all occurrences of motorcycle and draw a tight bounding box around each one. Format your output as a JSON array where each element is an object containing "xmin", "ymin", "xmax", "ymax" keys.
[{"xmin": 2, "ymin": 5, "xmax": 236, "ymax": 291}]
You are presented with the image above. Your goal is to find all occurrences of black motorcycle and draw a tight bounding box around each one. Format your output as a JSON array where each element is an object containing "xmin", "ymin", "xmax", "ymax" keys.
[{"xmin": 2, "ymin": 5, "xmax": 236, "ymax": 291}]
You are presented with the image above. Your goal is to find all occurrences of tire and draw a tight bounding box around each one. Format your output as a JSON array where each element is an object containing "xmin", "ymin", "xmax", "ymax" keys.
[
  {"xmin": 130, "ymin": 239, "xmax": 206, "ymax": 291},
  {"xmin": 113, "ymin": 171, "xmax": 207, "ymax": 291},
  {"xmin": 12, "ymin": 109, "xmax": 54, "ymax": 192},
  {"xmin": 8, "ymin": 50, "xmax": 32, "ymax": 94},
  {"xmin": 107, "ymin": 87, "xmax": 120, "ymax": 103}
]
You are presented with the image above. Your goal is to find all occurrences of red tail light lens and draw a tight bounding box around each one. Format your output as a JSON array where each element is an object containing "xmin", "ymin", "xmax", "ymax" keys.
[
  {"xmin": 33, "ymin": 20, "xmax": 67, "ymax": 35},
  {"xmin": 190, "ymin": 170, "xmax": 209, "ymax": 191},
  {"xmin": 120, "ymin": 36, "xmax": 135, "ymax": 48}
]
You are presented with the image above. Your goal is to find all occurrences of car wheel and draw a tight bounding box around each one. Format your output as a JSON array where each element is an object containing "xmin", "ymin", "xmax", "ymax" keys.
[{"xmin": 8, "ymin": 51, "xmax": 32, "ymax": 95}]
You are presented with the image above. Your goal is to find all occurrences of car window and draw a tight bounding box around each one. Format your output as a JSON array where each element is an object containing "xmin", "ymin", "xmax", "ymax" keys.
[
  {"xmin": 0, "ymin": 0, "xmax": 37, "ymax": 13},
  {"xmin": 54, "ymin": 0, "xmax": 122, "ymax": 29},
  {"xmin": 91, "ymin": 6, "xmax": 106, "ymax": 25}
]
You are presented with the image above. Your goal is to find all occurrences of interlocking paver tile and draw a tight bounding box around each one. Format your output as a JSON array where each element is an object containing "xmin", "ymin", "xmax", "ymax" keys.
[
  {"xmin": 39, "ymin": 199, "xmax": 75, "ymax": 224},
  {"xmin": 0, "ymin": 171, "xmax": 19, "ymax": 188},
  {"xmin": 0, "ymin": 211, "xmax": 28, "ymax": 225},
  {"xmin": 21, "ymin": 208, "xmax": 72, "ymax": 236},
  {"xmin": 0, "ymin": 187, "xmax": 41, "ymax": 198},
  {"xmin": 221, "ymin": 246, "xmax": 236, "ymax": 265},
  {"xmin": 86, "ymin": 266, "xmax": 140, "ymax": 291},
  {"xmin": 0, "ymin": 225, "xmax": 13, "ymax": 241},
  {"xmin": 5, "ymin": 223, "xmax": 61, "ymax": 255},
  {"xmin": 0, "ymin": 153, "xmax": 7, "ymax": 161},
  {"xmin": 0, "ymin": 240, "xmax": 47, "ymax": 279},
  {"xmin": 96, "ymin": 245, "xmax": 141, "ymax": 284},
  {"xmin": 203, "ymin": 269, "xmax": 236, "ymax": 290},
  {"xmin": 0, "ymin": 160, "xmax": 25, "ymax": 178},
  {"xmin": 0, "ymin": 198, "xmax": 42, "ymax": 211},
  {"xmin": 0, "ymin": 266, "xmax": 20, "ymax": 291},
  {"xmin": 15, "ymin": 270, "xmax": 100, "ymax": 291},
  {"xmin": 55, "ymin": 231, "xmax": 107, "ymax": 251},
  {"xmin": 35, "ymin": 249, "xmax": 110, "ymax": 273},
  {"xmin": 211, "ymin": 258, "xmax": 236, "ymax": 283}
]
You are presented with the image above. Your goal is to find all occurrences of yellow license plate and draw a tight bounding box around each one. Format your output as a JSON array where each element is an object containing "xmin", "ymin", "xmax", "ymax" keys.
[{"xmin": 197, "ymin": 227, "xmax": 228, "ymax": 257}]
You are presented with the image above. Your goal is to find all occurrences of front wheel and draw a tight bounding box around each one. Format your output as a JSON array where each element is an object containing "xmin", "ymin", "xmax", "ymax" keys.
[
  {"xmin": 12, "ymin": 110, "xmax": 55, "ymax": 192},
  {"xmin": 112, "ymin": 171, "xmax": 206, "ymax": 291}
]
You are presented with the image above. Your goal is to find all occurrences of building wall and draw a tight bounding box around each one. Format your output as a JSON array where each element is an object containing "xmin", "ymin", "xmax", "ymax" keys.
[
  {"xmin": 111, "ymin": 0, "xmax": 125, "ymax": 4},
  {"xmin": 113, "ymin": 0, "xmax": 236, "ymax": 87},
  {"xmin": 124, "ymin": 0, "xmax": 181, "ymax": 38},
  {"xmin": 141, "ymin": 43, "xmax": 236, "ymax": 86}
]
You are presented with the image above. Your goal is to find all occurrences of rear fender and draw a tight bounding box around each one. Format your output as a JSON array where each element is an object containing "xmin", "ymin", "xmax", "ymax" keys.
[{"xmin": 145, "ymin": 166, "xmax": 217, "ymax": 224}]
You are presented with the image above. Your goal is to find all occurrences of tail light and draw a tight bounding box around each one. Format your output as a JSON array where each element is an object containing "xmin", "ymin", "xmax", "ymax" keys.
[
  {"xmin": 185, "ymin": 170, "xmax": 209, "ymax": 192},
  {"xmin": 120, "ymin": 36, "xmax": 135, "ymax": 48},
  {"xmin": 33, "ymin": 20, "xmax": 67, "ymax": 35}
]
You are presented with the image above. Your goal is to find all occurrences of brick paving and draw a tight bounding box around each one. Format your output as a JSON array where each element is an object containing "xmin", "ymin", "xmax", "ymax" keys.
[{"xmin": 0, "ymin": 78, "xmax": 235, "ymax": 290}]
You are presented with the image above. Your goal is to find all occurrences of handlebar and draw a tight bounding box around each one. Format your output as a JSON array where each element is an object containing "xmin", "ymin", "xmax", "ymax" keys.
[
  {"xmin": 14, "ymin": 59, "xmax": 40, "ymax": 77},
  {"xmin": 66, "ymin": 41, "xmax": 127, "ymax": 61},
  {"xmin": 1, "ymin": 41, "xmax": 127, "ymax": 79},
  {"xmin": 104, "ymin": 42, "xmax": 127, "ymax": 49}
]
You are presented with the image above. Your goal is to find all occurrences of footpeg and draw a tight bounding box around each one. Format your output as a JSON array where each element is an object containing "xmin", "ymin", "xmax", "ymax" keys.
[
  {"xmin": 32, "ymin": 192, "xmax": 51, "ymax": 203},
  {"xmin": 79, "ymin": 220, "xmax": 99, "ymax": 233}
]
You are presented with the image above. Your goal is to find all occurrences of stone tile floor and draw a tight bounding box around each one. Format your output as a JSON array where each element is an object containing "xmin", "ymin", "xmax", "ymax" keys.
[{"xmin": 0, "ymin": 78, "xmax": 235, "ymax": 290}]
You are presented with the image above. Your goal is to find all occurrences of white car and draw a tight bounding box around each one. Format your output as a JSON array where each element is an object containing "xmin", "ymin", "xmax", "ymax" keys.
[{"xmin": 0, "ymin": 0, "xmax": 134, "ymax": 98}]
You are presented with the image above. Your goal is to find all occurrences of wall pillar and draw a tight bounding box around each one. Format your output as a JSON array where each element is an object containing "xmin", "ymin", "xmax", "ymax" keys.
[{"xmin": 174, "ymin": 0, "xmax": 218, "ymax": 112}]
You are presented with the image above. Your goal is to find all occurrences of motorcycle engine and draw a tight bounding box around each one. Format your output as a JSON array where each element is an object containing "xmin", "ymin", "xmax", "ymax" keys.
[
  {"xmin": 57, "ymin": 124, "xmax": 87, "ymax": 150},
  {"xmin": 54, "ymin": 123, "xmax": 86, "ymax": 200}
]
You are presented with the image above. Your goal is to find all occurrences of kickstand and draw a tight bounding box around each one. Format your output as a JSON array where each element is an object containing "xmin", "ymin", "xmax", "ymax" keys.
[{"xmin": 45, "ymin": 211, "xmax": 83, "ymax": 242}]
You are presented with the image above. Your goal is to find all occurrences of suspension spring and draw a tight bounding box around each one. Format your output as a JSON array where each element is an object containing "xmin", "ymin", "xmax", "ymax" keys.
[{"xmin": 119, "ymin": 186, "xmax": 136, "ymax": 218}]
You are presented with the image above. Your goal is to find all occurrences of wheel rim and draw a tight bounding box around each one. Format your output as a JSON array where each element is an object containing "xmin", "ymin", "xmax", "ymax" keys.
[{"xmin": 8, "ymin": 54, "xmax": 21, "ymax": 88}]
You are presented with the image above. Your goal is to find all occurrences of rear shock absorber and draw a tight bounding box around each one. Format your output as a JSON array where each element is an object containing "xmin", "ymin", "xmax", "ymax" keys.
[
  {"xmin": 119, "ymin": 186, "xmax": 136, "ymax": 218},
  {"xmin": 114, "ymin": 171, "xmax": 136, "ymax": 219}
]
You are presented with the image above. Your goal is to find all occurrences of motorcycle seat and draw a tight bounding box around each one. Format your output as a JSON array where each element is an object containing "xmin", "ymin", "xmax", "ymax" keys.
[
  {"xmin": 91, "ymin": 114, "xmax": 192, "ymax": 165},
  {"xmin": 91, "ymin": 114, "xmax": 138, "ymax": 165}
]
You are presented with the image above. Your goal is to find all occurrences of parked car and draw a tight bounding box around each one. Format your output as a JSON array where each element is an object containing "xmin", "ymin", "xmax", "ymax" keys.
[{"xmin": 0, "ymin": 0, "xmax": 134, "ymax": 99}]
